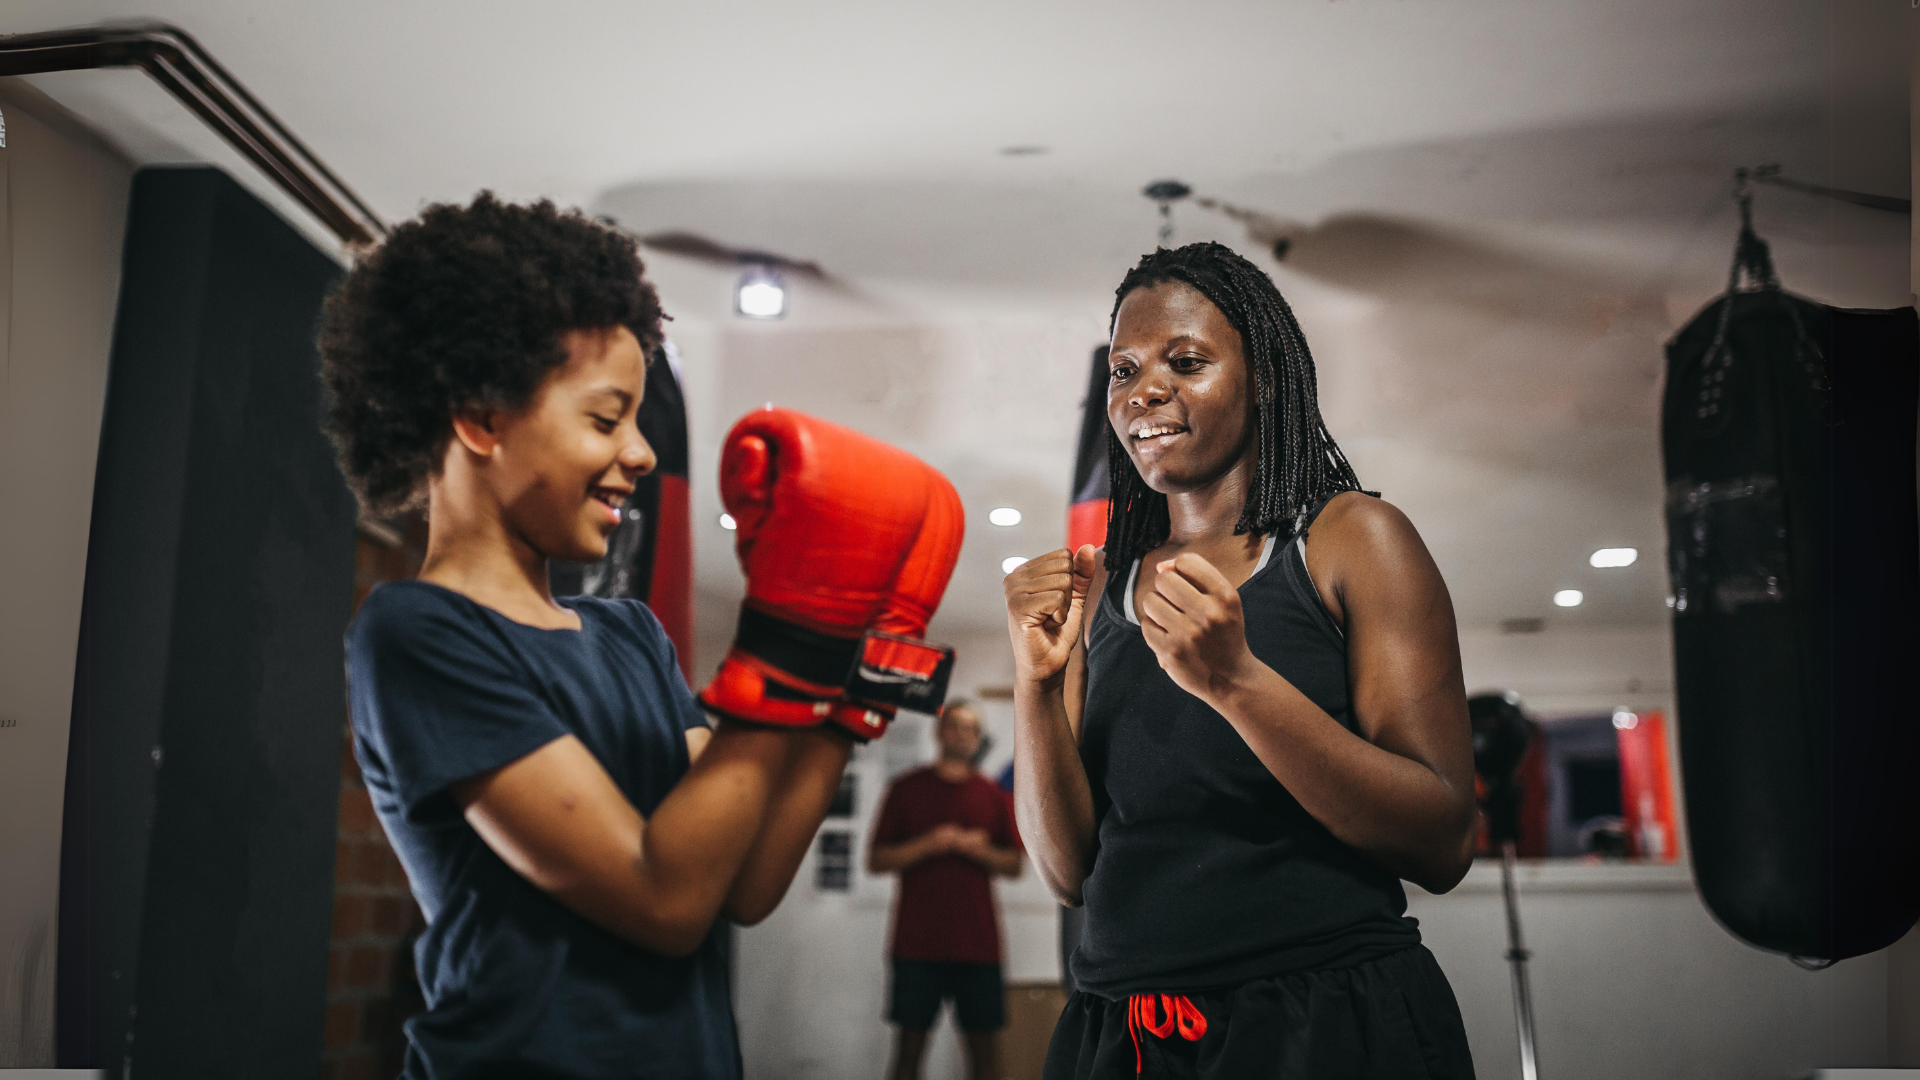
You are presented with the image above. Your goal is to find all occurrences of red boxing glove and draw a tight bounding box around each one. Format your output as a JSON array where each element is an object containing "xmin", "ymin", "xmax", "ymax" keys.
[
  {"xmin": 829, "ymin": 465, "xmax": 965, "ymax": 741},
  {"xmin": 698, "ymin": 408, "xmax": 932, "ymax": 728}
]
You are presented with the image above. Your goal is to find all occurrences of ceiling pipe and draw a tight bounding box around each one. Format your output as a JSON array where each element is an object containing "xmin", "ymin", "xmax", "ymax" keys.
[
  {"xmin": 0, "ymin": 22, "xmax": 387, "ymax": 246},
  {"xmin": 1744, "ymin": 163, "xmax": 1909, "ymax": 216}
]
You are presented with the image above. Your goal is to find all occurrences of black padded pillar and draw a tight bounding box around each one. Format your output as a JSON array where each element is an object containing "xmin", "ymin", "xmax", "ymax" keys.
[{"xmin": 56, "ymin": 166, "xmax": 357, "ymax": 1078}]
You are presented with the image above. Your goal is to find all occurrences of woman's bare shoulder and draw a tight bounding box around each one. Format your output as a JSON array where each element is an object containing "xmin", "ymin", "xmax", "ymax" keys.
[
  {"xmin": 1314, "ymin": 491, "xmax": 1424, "ymax": 553},
  {"xmin": 1311, "ymin": 490, "xmax": 1446, "ymax": 611}
]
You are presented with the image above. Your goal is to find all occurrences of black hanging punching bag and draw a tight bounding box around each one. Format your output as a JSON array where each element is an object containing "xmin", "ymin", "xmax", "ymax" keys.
[{"xmin": 1661, "ymin": 191, "xmax": 1920, "ymax": 962}]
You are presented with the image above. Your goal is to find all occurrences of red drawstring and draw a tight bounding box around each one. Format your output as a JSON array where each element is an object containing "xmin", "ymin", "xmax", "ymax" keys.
[{"xmin": 1126, "ymin": 994, "xmax": 1207, "ymax": 1074}]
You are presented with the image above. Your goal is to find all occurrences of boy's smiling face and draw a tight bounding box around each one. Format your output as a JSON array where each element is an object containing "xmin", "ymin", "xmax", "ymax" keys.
[{"xmin": 472, "ymin": 326, "xmax": 656, "ymax": 564}]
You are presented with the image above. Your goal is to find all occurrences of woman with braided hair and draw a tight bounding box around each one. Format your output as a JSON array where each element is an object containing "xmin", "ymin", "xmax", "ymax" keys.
[{"xmin": 1005, "ymin": 243, "xmax": 1478, "ymax": 1079}]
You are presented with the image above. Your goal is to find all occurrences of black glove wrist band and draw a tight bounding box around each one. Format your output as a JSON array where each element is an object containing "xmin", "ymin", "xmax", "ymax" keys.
[{"xmin": 733, "ymin": 606, "xmax": 955, "ymax": 714}]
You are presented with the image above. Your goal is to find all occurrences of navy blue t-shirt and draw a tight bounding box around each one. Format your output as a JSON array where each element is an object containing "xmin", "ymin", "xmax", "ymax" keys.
[{"xmin": 346, "ymin": 580, "xmax": 736, "ymax": 1080}]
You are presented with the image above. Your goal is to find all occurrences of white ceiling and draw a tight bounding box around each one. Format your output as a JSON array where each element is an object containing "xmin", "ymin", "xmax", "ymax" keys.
[
  {"xmin": 3, "ymin": 1, "xmax": 1854, "ymax": 206},
  {"xmin": 8, "ymin": 0, "xmax": 1912, "ymax": 643}
]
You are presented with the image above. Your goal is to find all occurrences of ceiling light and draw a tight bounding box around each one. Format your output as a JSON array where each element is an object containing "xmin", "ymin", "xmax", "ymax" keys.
[
  {"xmin": 735, "ymin": 266, "xmax": 786, "ymax": 319},
  {"xmin": 1590, "ymin": 547, "xmax": 1639, "ymax": 568},
  {"xmin": 1612, "ymin": 710, "xmax": 1639, "ymax": 730},
  {"xmin": 718, "ymin": 513, "xmax": 737, "ymax": 531},
  {"xmin": 988, "ymin": 507, "xmax": 1023, "ymax": 527},
  {"xmin": 1553, "ymin": 589, "xmax": 1584, "ymax": 608},
  {"xmin": 1001, "ymin": 556, "xmax": 1029, "ymax": 575}
]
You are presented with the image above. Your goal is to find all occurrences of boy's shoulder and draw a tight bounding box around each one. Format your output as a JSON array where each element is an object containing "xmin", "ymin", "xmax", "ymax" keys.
[
  {"xmin": 346, "ymin": 580, "xmax": 497, "ymax": 658},
  {"xmin": 564, "ymin": 594, "xmax": 670, "ymax": 647},
  {"xmin": 352, "ymin": 579, "xmax": 468, "ymax": 629},
  {"xmin": 567, "ymin": 597, "xmax": 696, "ymax": 689}
]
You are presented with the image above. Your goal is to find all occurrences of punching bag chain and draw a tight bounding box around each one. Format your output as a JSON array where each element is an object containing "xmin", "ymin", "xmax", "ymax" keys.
[{"xmin": 1694, "ymin": 169, "xmax": 1828, "ymax": 431}]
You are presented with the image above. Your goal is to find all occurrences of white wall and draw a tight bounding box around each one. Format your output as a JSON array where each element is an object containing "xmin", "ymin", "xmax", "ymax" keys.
[
  {"xmin": 1410, "ymin": 865, "xmax": 1890, "ymax": 1080},
  {"xmin": 0, "ymin": 84, "xmax": 133, "ymax": 1067}
]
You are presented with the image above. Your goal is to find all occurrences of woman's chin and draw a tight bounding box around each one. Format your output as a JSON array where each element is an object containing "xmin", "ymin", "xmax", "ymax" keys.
[
  {"xmin": 1140, "ymin": 469, "xmax": 1192, "ymax": 495},
  {"xmin": 1142, "ymin": 459, "xmax": 1239, "ymax": 496}
]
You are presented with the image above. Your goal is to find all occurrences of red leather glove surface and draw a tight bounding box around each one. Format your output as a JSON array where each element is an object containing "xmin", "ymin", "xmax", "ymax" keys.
[
  {"xmin": 699, "ymin": 408, "xmax": 931, "ymax": 727},
  {"xmin": 829, "ymin": 464, "xmax": 964, "ymax": 741}
]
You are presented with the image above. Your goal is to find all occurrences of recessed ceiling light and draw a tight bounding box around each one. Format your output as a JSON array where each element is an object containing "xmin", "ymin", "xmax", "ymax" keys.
[
  {"xmin": 735, "ymin": 266, "xmax": 786, "ymax": 319},
  {"xmin": 719, "ymin": 513, "xmax": 737, "ymax": 531},
  {"xmin": 988, "ymin": 507, "xmax": 1022, "ymax": 527},
  {"xmin": 1590, "ymin": 547, "xmax": 1638, "ymax": 568},
  {"xmin": 1553, "ymin": 589, "xmax": 1584, "ymax": 608},
  {"xmin": 1001, "ymin": 556, "xmax": 1029, "ymax": 575}
]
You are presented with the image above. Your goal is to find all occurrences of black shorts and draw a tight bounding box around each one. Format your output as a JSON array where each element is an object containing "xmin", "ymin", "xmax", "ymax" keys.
[
  {"xmin": 889, "ymin": 959, "xmax": 1006, "ymax": 1032},
  {"xmin": 1045, "ymin": 945, "xmax": 1474, "ymax": 1079}
]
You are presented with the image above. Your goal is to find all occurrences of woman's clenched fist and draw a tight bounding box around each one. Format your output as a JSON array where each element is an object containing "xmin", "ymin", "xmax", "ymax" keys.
[
  {"xmin": 1137, "ymin": 552, "xmax": 1260, "ymax": 703},
  {"xmin": 1003, "ymin": 545, "xmax": 1097, "ymax": 684}
]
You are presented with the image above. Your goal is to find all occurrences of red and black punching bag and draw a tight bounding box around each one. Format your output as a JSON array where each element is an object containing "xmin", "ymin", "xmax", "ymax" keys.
[
  {"xmin": 1661, "ymin": 205, "xmax": 1919, "ymax": 962},
  {"xmin": 553, "ymin": 341, "xmax": 694, "ymax": 679},
  {"xmin": 1068, "ymin": 346, "xmax": 1112, "ymax": 551},
  {"xmin": 1059, "ymin": 343, "xmax": 1113, "ymax": 992}
]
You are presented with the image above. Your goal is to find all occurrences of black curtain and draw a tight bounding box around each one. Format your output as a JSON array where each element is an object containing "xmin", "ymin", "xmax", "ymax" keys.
[{"xmin": 57, "ymin": 166, "xmax": 357, "ymax": 1076}]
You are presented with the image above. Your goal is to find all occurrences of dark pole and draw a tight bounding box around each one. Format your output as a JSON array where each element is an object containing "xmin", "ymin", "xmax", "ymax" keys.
[
  {"xmin": 1469, "ymin": 692, "xmax": 1542, "ymax": 1080},
  {"xmin": 0, "ymin": 23, "xmax": 385, "ymax": 247}
]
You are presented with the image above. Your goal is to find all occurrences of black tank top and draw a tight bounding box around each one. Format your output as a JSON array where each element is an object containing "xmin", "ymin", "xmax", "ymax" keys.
[{"xmin": 1070, "ymin": 502, "xmax": 1421, "ymax": 997}]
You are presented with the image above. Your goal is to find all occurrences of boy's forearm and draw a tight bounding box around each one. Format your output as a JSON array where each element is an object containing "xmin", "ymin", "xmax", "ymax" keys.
[
  {"xmin": 630, "ymin": 723, "xmax": 791, "ymax": 950},
  {"xmin": 720, "ymin": 728, "xmax": 854, "ymax": 924}
]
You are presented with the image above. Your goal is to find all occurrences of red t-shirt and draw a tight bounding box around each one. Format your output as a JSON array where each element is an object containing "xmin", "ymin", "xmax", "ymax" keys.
[{"xmin": 872, "ymin": 767, "xmax": 1019, "ymax": 964}]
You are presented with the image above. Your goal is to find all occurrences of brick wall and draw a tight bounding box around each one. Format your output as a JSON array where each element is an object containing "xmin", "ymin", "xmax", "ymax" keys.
[{"xmin": 323, "ymin": 524, "xmax": 427, "ymax": 1080}]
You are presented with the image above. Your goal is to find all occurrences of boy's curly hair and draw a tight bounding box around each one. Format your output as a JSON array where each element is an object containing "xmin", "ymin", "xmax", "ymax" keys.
[{"xmin": 318, "ymin": 192, "xmax": 665, "ymax": 515}]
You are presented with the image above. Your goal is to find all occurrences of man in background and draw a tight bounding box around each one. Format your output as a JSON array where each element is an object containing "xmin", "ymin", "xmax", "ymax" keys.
[{"xmin": 869, "ymin": 701, "xmax": 1023, "ymax": 1080}]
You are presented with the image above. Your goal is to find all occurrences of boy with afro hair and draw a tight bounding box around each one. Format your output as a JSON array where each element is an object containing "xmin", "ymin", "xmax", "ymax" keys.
[{"xmin": 322, "ymin": 194, "xmax": 850, "ymax": 1079}]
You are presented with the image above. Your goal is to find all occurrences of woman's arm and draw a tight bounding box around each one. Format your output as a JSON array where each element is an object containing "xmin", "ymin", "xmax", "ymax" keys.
[
  {"xmin": 1137, "ymin": 496, "xmax": 1476, "ymax": 893},
  {"xmin": 452, "ymin": 723, "xmax": 790, "ymax": 957},
  {"xmin": 1005, "ymin": 545, "xmax": 1101, "ymax": 905},
  {"xmin": 719, "ymin": 727, "xmax": 855, "ymax": 925}
]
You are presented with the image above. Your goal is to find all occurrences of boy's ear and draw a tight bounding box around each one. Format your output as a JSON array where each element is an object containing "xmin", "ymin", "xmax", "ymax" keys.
[{"xmin": 450, "ymin": 411, "xmax": 499, "ymax": 457}]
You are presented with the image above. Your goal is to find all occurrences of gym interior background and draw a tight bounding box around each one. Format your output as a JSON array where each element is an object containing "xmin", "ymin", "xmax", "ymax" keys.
[{"xmin": 0, "ymin": 2, "xmax": 1915, "ymax": 1078}]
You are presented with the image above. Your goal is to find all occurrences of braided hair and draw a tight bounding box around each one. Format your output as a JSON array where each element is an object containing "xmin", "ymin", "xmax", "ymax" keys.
[{"xmin": 1102, "ymin": 242, "xmax": 1364, "ymax": 569}]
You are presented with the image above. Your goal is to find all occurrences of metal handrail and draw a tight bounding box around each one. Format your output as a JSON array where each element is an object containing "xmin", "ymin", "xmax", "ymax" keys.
[{"xmin": 0, "ymin": 22, "xmax": 386, "ymax": 246}]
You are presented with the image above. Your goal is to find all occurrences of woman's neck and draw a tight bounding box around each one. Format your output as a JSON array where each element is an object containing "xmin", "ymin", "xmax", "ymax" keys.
[
  {"xmin": 417, "ymin": 482, "xmax": 579, "ymax": 630},
  {"xmin": 1164, "ymin": 452, "xmax": 1257, "ymax": 549}
]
